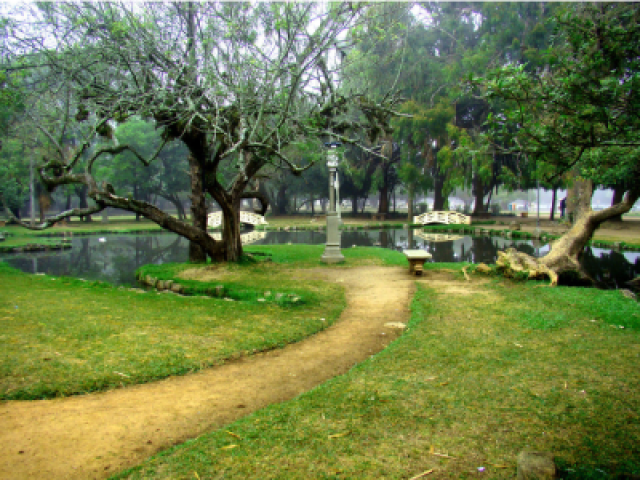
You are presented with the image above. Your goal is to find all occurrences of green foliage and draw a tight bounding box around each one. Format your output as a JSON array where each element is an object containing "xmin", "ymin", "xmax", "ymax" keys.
[{"xmin": 477, "ymin": 4, "xmax": 640, "ymax": 191}]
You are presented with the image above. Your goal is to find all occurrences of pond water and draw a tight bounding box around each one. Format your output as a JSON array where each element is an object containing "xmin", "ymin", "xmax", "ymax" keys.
[{"xmin": 1, "ymin": 229, "xmax": 638, "ymax": 288}]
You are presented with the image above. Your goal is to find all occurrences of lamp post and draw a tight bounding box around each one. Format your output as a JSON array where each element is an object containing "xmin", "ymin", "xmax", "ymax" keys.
[{"xmin": 321, "ymin": 141, "xmax": 344, "ymax": 263}]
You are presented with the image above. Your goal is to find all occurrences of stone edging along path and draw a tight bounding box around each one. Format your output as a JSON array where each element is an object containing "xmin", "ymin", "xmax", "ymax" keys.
[{"xmin": 0, "ymin": 266, "xmax": 417, "ymax": 480}]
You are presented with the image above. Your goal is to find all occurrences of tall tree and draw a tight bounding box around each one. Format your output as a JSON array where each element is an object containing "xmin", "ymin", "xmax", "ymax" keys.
[
  {"xmin": 2, "ymin": 2, "xmax": 403, "ymax": 261},
  {"xmin": 473, "ymin": 3, "xmax": 640, "ymax": 283}
]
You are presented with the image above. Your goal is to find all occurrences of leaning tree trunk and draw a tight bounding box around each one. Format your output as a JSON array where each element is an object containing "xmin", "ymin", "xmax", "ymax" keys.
[{"xmin": 486, "ymin": 180, "xmax": 640, "ymax": 286}]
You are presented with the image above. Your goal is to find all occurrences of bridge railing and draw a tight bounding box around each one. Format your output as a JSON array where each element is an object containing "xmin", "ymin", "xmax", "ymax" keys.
[
  {"xmin": 207, "ymin": 211, "xmax": 268, "ymax": 228},
  {"xmin": 413, "ymin": 211, "xmax": 471, "ymax": 225}
]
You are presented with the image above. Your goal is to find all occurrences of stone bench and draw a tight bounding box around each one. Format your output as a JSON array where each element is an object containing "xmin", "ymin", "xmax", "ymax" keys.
[{"xmin": 403, "ymin": 249, "xmax": 432, "ymax": 276}]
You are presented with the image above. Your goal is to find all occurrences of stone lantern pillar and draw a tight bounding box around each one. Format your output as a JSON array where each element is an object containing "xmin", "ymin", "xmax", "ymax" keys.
[{"xmin": 321, "ymin": 142, "xmax": 344, "ymax": 263}]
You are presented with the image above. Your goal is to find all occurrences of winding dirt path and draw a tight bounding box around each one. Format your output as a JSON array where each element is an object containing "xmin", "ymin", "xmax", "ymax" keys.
[{"xmin": 0, "ymin": 266, "xmax": 416, "ymax": 480}]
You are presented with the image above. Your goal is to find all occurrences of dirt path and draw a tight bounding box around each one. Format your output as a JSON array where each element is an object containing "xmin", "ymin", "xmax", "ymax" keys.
[{"xmin": 0, "ymin": 266, "xmax": 417, "ymax": 480}]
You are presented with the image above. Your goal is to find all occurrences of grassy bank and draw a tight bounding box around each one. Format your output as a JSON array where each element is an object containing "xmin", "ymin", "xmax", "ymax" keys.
[
  {"xmin": 0, "ymin": 255, "xmax": 347, "ymax": 400},
  {"xmin": 114, "ymin": 277, "xmax": 640, "ymax": 480},
  {"xmin": 0, "ymin": 245, "xmax": 418, "ymax": 401}
]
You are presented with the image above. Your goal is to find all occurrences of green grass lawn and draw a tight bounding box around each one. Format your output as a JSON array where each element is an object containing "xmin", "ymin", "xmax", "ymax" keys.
[
  {"xmin": 0, "ymin": 256, "xmax": 346, "ymax": 400},
  {"xmin": 0, "ymin": 245, "xmax": 415, "ymax": 401},
  {"xmin": 2, "ymin": 226, "xmax": 640, "ymax": 478},
  {"xmin": 113, "ymin": 277, "xmax": 640, "ymax": 480}
]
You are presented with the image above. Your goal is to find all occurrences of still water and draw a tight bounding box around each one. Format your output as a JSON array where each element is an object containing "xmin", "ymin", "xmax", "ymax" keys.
[{"xmin": 1, "ymin": 229, "xmax": 638, "ymax": 288}]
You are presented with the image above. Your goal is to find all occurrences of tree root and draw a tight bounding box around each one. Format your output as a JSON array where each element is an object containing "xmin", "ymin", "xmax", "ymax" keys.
[
  {"xmin": 496, "ymin": 248, "xmax": 559, "ymax": 286},
  {"xmin": 462, "ymin": 266, "xmax": 471, "ymax": 281}
]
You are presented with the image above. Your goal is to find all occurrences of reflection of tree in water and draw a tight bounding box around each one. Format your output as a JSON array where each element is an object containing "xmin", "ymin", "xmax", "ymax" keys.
[
  {"xmin": 72, "ymin": 238, "xmax": 101, "ymax": 276},
  {"xmin": 581, "ymin": 247, "xmax": 640, "ymax": 289},
  {"xmin": 468, "ymin": 237, "xmax": 501, "ymax": 264},
  {"xmin": 341, "ymin": 230, "xmax": 375, "ymax": 248},
  {"xmin": 110, "ymin": 235, "xmax": 186, "ymax": 285},
  {"xmin": 260, "ymin": 231, "xmax": 325, "ymax": 245},
  {"xmin": 429, "ymin": 241, "xmax": 456, "ymax": 263},
  {"xmin": 379, "ymin": 230, "xmax": 394, "ymax": 249}
]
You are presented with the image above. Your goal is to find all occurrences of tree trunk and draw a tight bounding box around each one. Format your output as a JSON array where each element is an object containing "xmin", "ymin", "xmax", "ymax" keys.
[
  {"xmin": 407, "ymin": 182, "xmax": 415, "ymax": 224},
  {"xmin": 188, "ymin": 155, "xmax": 208, "ymax": 262},
  {"xmin": 133, "ymin": 185, "xmax": 141, "ymax": 221},
  {"xmin": 37, "ymin": 190, "xmax": 50, "ymax": 224},
  {"xmin": 274, "ymin": 184, "xmax": 288, "ymax": 215},
  {"xmin": 433, "ymin": 172, "xmax": 446, "ymax": 211},
  {"xmin": 378, "ymin": 184, "xmax": 389, "ymax": 214},
  {"xmin": 471, "ymin": 173, "xmax": 486, "ymax": 216},
  {"xmin": 489, "ymin": 182, "xmax": 640, "ymax": 286},
  {"xmin": 392, "ymin": 187, "xmax": 396, "ymax": 213},
  {"xmin": 174, "ymin": 195, "xmax": 186, "ymax": 220},
  {"xmin": 77, "ymin": 186, "xmax": 92, "ymax": 222},
  {"xmin": 609, "ymin": 185, "xmax": 625, "ymax": 222},
  {"xmin": 549, "ymin": 186, "xmax": 558, "ymax": 221},
  {"xmin": 220, "ymin": 196, "xmax": 242, "ymax": 262},
  {"xmin": 158, "ymin": 192, "xmax": 186, "ymax": 221},
  {"xmin": 566, "ymin": 176, "xmax": 593, "ymax": 224}
]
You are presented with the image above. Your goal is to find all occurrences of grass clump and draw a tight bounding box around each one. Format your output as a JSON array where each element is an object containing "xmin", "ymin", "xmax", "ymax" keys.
[
  {"xmin": 115, "ymin": 277, "xmax": 640, "ymax": 480},
  {"xmin": 0, "ymin": 260, "xmax": 345, "ymax": 400}
]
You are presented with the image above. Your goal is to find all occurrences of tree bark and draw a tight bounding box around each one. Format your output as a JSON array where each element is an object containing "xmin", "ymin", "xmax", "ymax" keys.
[
  {"xmin": 351, "ymin": 195, "xmax": 358, "ymax": 215},
  {"xmin": 471, "ymin": 173, "xmax": 487, "ymax": 216},
  {"xmin": 609, "ymin": 185, "xmax": 625, "ymax": 222},
  {"xmin": 407, "ymin": 182, "xmax": 414, "ymax": 223},
  {"xmin": 219, "ymin": 196, "xmax": 242, "ymax": 262},
  {"xmin": 549, "ymin": 186, "xmax": 557, "ymax": 221},
  {"xmin": 133, "ymin": 185, "xmax": 141, "ymax": 221},
  {"xmin": 274, "ymin": 184, "xmax": 288, "ymax": 215},
  {"xmin": 188, "ymin": 154, "xmax": 208, "ymax": 262},
  {"xmin": 378, "ymin": 182, "xmax": 389, "ymax": 214},
  {"xmin": 433, "ymin": 171, "xmax": 446, "ymax": 211},
  {"xmin": 77, "ymin": 185, "xmax": 92, "ymax": 222}
]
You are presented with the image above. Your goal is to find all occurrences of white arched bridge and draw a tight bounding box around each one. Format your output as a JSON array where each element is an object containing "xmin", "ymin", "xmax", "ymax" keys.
[
  {"xmin": 413, "ymin": 211, "xmax": 471, "ymax": 225},
  {"xmin": 207, "ymin": 211, "xmax": 268, "ymax": 228}
]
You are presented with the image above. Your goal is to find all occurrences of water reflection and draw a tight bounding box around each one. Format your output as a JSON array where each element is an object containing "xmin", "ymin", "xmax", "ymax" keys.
[
  {"xmin": 1, "ymin": 229, "xmax": 638, "ymax": 288},
  {"xmin": 3, "ymin": 234, "xmax": 187, "ymax": 286}
]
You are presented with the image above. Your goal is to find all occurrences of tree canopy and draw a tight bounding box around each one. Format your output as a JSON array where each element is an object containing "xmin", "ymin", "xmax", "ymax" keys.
[{"xmin": 2, "ymin": 2, "xmax": 404, "ymax": 260}]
